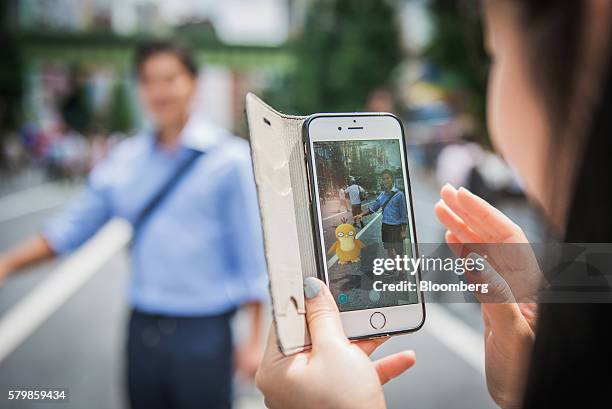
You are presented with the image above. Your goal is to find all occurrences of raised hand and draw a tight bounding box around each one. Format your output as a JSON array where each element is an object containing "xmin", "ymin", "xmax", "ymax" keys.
[{"xmin": 435, "ymin": 184, "xmax": 539, "ymax": 409}]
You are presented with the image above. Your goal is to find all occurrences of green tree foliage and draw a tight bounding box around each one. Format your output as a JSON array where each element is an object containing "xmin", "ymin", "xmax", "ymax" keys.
[
  {"xmin": 61, "ymin": 78, "xmax": 94, "ymax": 134},
  {"xmin": 0, "ymin": 2, "xmax": 22, "ymax": 133},
  {"xmin": 330, "ymin": 145, "xmax": 349, "ymax": 187},
  {"xmin": 268, "ymin": 0, "xmax": 402, "ymax": 114},
  {"xmin": 353, "ymin": 156, "xmax": 376, "ymax": 189},
  {"xmin": 426, "ymin": 0, "xmax": 489, "ymax": 139},
  {"xmin": 108, "ymin": 81, "xmax": 134, "ymax": 133}
]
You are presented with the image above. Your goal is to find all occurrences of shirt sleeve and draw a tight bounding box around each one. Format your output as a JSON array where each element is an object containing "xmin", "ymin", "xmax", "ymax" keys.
[
  {"xmin": 221, "ymin": 151, "xmax": 269, "ymax": 304},
  {"xmin": 398, "ymin": 192, "xmax": 408, "ymax": 224},
  {"xmin": 369, "ymin": 194, "xmax": 382, "ymax": 213},
  {"xmin": 42, "ymin": 158, "xmax": 114, "ymax": 255}
]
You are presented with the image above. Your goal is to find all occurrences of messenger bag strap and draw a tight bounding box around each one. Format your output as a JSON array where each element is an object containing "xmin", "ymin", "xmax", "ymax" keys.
[{"xmin": 131, "ymin": 148, "xmax": 203, "ymax": 246}]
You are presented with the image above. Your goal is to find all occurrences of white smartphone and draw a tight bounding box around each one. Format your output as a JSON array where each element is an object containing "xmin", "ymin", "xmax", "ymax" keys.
[{"xmin": 303, "ymin": 113, "xmax": 425, "ymax": 339}]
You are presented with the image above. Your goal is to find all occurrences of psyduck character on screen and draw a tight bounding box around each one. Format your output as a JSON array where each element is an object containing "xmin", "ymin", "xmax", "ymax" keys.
[{"xmin": 327, "ymin": 222, "xmax": 365, "ymax": 264}]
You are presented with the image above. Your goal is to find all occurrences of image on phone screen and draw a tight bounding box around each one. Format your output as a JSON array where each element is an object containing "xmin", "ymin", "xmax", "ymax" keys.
[{"xmin": 312, "ymin": 138, "xmax": 418, "ymax": 312}]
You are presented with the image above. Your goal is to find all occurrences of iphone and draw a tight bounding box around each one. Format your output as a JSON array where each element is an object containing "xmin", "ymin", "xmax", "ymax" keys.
[{"xmin": 304, "ymin": 113, "xmax": 425, "ymax": 339}]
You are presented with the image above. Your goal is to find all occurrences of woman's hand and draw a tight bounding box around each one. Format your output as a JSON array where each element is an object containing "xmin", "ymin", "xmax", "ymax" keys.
[
  {"xmin": 0, "ymin": 256, "xmax": 13, "ymax": 286},
  {"xmin": 256, "ymin": 277, "xmax": 416, "ymax": 409},
  {"xmin": 435, "ymin": 184, "xmax": 538, "ymax": 409}
]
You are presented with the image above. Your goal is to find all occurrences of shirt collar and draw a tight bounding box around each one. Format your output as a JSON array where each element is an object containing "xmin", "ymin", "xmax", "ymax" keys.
[
  {"xmin": 179, "ymin": 116, "xmax": 232, "ymax": 152},
  {"xmin": 144, "ymin": 116, "xmax": 231, "ymax": 153}
]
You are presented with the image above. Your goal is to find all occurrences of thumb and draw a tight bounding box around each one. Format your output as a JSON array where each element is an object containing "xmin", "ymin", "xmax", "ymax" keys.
[
  {"xmin": 465, "ymin": 252, "xmax": 515, "ymax": 304},
  {"xmin": 303, "ymin": 277, "xmax": 348, "ymax": 351},
  {"xmin": 465, "ymin": 253, "xmax": 524, "ymax": 332}
]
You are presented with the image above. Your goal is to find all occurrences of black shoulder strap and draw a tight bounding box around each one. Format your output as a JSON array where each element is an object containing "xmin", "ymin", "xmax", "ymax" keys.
[
  {"xmin": 131, "ymin": 148, "xmax": 203, "ymax": 245},
  {"xmin": 380, "ymin": 190, "xmax": 399, "ymax": 212}
]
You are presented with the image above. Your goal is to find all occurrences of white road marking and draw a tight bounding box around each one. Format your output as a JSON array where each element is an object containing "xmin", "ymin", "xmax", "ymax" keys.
[
  {"xmin": 0, "ymin": 219, "xmax": 132, "ymax": 363},
  {"xmin": 326, "ymin": 211, "xmax": 382, "ymax": 269},
  {"xmin": 323, "ymin": 209, "xmax": 351, "ymax": 221},
  {"xmin": 0, "ymin": 182, "xmax": 78, "ymax": 223},
  {"xmin": 424, "ymin": 304, "xmax": 485, "ymax": 374},
  {"xmin": 322, "ymin": 200, "xmax": 375, "ymax": 221}
]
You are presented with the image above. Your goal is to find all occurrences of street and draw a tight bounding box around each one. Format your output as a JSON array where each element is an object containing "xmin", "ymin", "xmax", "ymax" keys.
[{"xmin": 0, "ymin": 165, "xmax": 541, "ymax": 409}]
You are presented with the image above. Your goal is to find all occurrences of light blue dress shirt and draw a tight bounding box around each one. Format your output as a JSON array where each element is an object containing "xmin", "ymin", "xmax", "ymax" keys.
[
  {"xmin": 368, "ymin": 187, "xmax": 408, "ymax": 225},
  {"xmin": 43, "ymin": 118, "xmax": 268, "ymax": 316}
]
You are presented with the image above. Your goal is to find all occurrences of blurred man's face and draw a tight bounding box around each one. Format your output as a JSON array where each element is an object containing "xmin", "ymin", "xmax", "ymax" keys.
[
  {"xmin": 138, "ymin": 53, "xmax": 196, "ymax": 130},
  {"xmin": 383, "ymin": 173, "xmax": 393, "ymax": 190}
]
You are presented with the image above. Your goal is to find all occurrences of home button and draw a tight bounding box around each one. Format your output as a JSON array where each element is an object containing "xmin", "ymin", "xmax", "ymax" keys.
[{"xmin": 369, "ymin": 312, "xmax": 386, "ymax": 330}]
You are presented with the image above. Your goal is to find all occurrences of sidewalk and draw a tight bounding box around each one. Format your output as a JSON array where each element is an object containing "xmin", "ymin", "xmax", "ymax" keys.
[{"xmin": 0, "ymin": 168, "xmax": 48, "ymax": 197}]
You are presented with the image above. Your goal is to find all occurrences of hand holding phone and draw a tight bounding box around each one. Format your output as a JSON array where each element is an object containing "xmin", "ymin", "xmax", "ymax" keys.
[{"xmin": 256, "ymin": 276, "xmax": 416, "ymax": 409}]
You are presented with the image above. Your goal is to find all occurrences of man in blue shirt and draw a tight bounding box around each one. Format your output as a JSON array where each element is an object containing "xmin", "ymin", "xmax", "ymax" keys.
[
  {"xmin": 0, "ymin": 41, "xmax": 267, "ymax": 409},
  {"xmin": 354, "ymin": 169, "xmax": 408, "ymax": 258}
]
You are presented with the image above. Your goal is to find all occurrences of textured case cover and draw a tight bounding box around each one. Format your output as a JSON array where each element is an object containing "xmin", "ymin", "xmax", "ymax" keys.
[{"xmin": 245, "ymin": 93, "xmax": 317, "ymax": 355}]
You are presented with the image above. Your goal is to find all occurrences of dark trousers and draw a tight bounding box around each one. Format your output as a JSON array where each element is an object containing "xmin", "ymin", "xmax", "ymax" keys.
[
  {"xmin": 381, "ymin": 223, "xmax": 404, "ymax": 254},
  {"xmin": 127, "ymin": 309, "xmax": 234, "ymax": 409}
]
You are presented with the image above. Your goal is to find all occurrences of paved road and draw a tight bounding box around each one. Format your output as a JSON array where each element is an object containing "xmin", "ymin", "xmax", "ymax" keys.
[{"xmin": 0, "ymin": 171, "xmax": 513, "ymax": 409}]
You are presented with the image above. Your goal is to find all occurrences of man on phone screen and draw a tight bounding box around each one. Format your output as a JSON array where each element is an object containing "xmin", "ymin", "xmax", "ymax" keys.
[{"xmin": 354, "ymin": 169, "xmax": 407, "ymax": 258}]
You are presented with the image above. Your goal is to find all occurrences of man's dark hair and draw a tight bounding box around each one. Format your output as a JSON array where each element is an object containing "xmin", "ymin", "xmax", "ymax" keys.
[
  {"xmin": 134, "ymin": 40, "xmax": 199, "ymax": 78},
  {"xmin": 381, "ymin": 169, "xmax": 394, "ymax": 179}
]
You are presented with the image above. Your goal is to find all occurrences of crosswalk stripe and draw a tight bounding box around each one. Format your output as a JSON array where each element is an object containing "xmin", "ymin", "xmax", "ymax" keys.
[{"xmin": 0, "ymin": 219, "xmax": 132, "ymax": 363}]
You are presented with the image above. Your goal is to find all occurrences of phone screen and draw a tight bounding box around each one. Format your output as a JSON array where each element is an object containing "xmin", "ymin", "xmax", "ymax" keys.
[{"xmin": 311, "ymin": 137, "xmax": 419, "ymax": 312}]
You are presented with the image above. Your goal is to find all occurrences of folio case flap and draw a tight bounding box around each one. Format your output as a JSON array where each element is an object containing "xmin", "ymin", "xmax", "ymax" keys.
[{"xmin": 245, "ymin": 93, "xmax": 318, "ymax": 355}]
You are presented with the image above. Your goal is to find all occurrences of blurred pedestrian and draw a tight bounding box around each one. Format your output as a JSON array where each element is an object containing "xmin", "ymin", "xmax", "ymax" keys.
[
  {"xmin": 436, "ymin": 134, "xmax": 516, "ymax": 204},
  {"xmin": 345, "ymin": 177, "xmax": 366, "ymax": 228},
  {"xmin": 0, "ymin": 40, "xmax": 267, "ymax": 409},
  {"xmin": 338, "ymin": 186, "xmax": 348, "ymax": 212},
  {"xmin": 364, "ymin": 87, "xmax": 395, "ymax": 113}
]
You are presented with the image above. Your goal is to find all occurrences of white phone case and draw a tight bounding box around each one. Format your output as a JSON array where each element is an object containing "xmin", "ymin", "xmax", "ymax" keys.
[{"xmin": 245, "ymin": 93, "xmax": 316, "ymax": 355}]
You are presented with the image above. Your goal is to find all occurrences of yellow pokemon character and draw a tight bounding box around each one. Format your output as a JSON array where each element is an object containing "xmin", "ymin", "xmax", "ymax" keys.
[{"xmin": 327, "ymin": 223, "xmax": 365, "ymax": 264}]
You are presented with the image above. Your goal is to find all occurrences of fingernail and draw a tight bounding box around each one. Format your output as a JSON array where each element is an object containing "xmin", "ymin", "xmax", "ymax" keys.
[{"xmin": 304, "ymin": 277, "xmax": 321, "ymax": 299}]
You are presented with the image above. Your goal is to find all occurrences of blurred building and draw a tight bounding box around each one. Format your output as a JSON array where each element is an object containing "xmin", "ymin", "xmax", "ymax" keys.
[{"xmin": 4, "ymin": 0, "xmax": 295, "ymax": 142}]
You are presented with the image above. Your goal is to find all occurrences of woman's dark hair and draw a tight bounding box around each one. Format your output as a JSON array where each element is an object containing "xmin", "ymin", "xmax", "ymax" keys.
[
  {"xmin": 522, "ymin": 50, "xmax": 612, "ymax": 409},
  {"xmin": 133, "ymin": 40, "xmax": 199, "ymax": 78},
  {"xmin": 508, "ymin": 2, "xmax": 612, "ymax": 408},
  {"xmin": 514, "ymin": 0, "xmax": 584, "ymax": 128}
]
